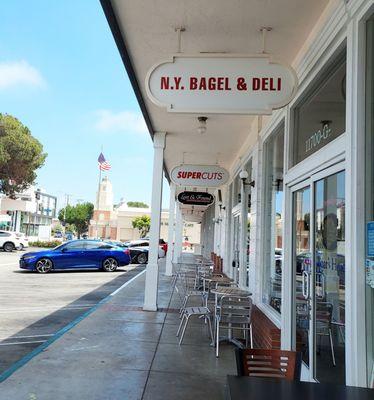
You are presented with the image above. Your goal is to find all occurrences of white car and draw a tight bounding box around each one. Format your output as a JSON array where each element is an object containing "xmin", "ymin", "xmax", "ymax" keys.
[
  {"xmin": 15, "ymin": 232, "xmax": 29, "ymax": 250},
  {"xmin": 0, "ymin": 230, "xmax": 21, "ymax": 252},
  {"xmin": 126, "ymin": 240, "xmax": 166, "ymax": 258}
]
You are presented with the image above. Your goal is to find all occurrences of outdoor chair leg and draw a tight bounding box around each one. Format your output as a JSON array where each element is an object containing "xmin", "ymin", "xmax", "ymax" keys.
[
  {"xmin": 179, "ymin": 315, "xmax": 190, "ymax": 345},
  {"xmin": 176, "ymin": 313, "xmax": 186, "ymax": 337},
  {"xmin": 215, "ymin": 319, "xmax": 220, "ymax": 357},
  {"xmin": 329, "ymin": 329, "xmax": 336, "ymax": 366},
  {"xmin": 207, "ymin": 315, "xmax": 213, "ymax": 343},
  {"xmin": 179, "ymin": 296, "xmax": 188, "ymax": 316}
]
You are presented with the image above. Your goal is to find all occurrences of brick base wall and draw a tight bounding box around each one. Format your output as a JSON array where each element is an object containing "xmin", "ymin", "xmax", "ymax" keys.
[{"xmin": 252, "ymin": 306, "xmax": 281, "ymax": 349}]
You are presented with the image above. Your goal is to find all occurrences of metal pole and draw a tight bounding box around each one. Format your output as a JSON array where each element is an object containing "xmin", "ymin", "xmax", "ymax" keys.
[{"xmin": 95, "ymin": 168, "xmax": 102, "ymax": 239}]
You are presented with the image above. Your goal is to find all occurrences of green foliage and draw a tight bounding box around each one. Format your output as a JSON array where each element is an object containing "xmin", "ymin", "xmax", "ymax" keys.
[
  {"xmin": 64, "ymin": 223, "xmax": 76, "ymax": 234},
  {"xmin": 132, "ymin": 215, "xmax": 151, "ymax": 238},
  {"xmin": 29, "ymin": 240, "xmax": 62, "ymax": 248},
  {"xmin": 58, "ymin": 202, "xmax": 94, "ymax": 238},
  {"xmin": 127, "ymin": 201, "xmax": 149, "ymax": 208},
  {"xmin": 0, "ymin": 114, "xmax": 47, "ymax": 198},
  {"xmin": 51, "ymin": 223, "xmax": 64, "ymax": 234}
]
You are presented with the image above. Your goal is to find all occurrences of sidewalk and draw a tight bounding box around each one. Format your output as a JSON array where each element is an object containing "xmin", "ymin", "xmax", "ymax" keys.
[{"xmin": 0, "ymin": 259, "xmax": 236, "ymax": 400}]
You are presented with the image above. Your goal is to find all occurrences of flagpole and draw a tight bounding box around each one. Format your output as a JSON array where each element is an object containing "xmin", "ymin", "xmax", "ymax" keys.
[{"xmin": 95, "ymin": 146, "xmax": 103, "ymax": 239}]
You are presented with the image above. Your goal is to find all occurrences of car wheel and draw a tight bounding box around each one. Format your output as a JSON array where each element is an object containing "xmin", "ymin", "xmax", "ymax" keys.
[
  {"xmin": 3, "ymin": 242, "xmax": 15, "ymax": 252},
  {"xmin": 19, "ymin": 243, "xmax": 24, "ymax": 251},
  {"xmin": 102, "ymin": 257, "xmax": 118, "ymax": 272},
  {"xmin": 35, "ymin": 258, "xmax": 53, "ymax": 273},
  {"xmin": 137, "ymin": 253, "xmax": 148, "ymax": 264}
]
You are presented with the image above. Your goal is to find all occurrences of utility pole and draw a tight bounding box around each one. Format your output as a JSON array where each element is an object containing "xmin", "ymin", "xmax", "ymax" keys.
[{"xmin": 63, "ymin": 194, "xmax": 71, "ymax": 230}]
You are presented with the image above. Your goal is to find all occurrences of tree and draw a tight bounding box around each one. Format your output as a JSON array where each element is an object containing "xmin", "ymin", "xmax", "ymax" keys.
[
  {"xmin": 0, "ymin": 114, "xmax": 47, "ymax": 198},
  {"xmin": 127, "ymin": 201, "xmax": 149, "ymax": 208},
  {"xmin": 132, "ymin": 215, "xmax": 151, "ymax": 238},
  {"xmin": 58, "ymin": 202, "xmax": 94, "ymax": 238},
  {"xmin": 52, "ymin": 223, "xmax": 64, "ymax": 234}
]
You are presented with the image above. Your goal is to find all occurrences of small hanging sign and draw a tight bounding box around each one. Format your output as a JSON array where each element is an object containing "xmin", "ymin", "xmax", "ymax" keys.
[
  {"xmin": 178, "ymin": 191, "xmax": 214, "ymax": 206},
  {"xmin": 171, "ymin": 164, "xmax": 229, "ymax": 187}
]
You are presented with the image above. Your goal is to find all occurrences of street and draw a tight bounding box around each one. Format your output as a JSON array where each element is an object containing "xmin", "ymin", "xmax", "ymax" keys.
[{"xmin": 0, "ymin": 249, "xmax": 144, "ymax": 374}]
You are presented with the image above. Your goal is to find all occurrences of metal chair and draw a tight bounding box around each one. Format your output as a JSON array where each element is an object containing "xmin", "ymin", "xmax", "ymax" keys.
[
  {"xmin": 176, "ymin": 306, "xmax": 213, "ymax": 345},
  {"xmin": 215, "ymin": 295, "xmax": 253, "ymax": 357},
  {"xmin": 235, "ymin": 348, "xmax": 302, "ymax": 380},
  {"xmin": 174, "ymin": 272, "xmax": 204, "ymax": 315},
  {"xmin": 316, "ymin": 302, "xmax": 336, "ymax": 366}
]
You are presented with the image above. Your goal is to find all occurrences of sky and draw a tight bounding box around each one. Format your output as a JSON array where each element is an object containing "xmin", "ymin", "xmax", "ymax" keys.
[{"xmin": 0, "ymin": 0, "xmax": 170, "ymax": 210}]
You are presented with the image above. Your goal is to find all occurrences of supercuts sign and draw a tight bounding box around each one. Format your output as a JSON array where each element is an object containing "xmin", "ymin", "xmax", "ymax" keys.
[
  {"xmin": 145, "ymin": 54, "xmax": 298, "ymax": 114},
  {"xmin": 178, "ymin": 191, "xmax": 214, "ymax": 206},
  {"xmin": 171, "ymin": 165, "xmax": 229, "ymax": 188}
]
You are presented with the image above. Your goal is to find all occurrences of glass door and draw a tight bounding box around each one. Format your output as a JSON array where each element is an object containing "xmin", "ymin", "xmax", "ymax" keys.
[
  {"xmin": 292, "ymin": 170, "xmax": 346, "ymax": 384},
  {"xmin": 293, "ymin": 186, "xmax": 311, "ymax": 369},
  {"xmin": 314, "ymin": 171, "xmax": 345, "ymax": 384}
]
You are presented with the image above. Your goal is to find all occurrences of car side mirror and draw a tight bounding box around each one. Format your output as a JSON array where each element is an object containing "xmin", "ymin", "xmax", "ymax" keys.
[{"xmin": 61, "ymin": 247, "xmax": 68, "ymax": 252}]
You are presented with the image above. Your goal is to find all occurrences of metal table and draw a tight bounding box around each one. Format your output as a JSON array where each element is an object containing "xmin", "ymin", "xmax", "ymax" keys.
[
  {"xmin": 226, "ymin": 376, "xmax": 374, "ymax": 400},
  {"xmin": 211, "ymin": 286, "xmax": 251, "ymax": 297},
  {"xmin": 202, "ymin": 276, "xmax": 233, "ymax": 292}
]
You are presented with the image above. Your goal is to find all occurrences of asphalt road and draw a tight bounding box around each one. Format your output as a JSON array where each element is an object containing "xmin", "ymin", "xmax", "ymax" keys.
[{"xmin": 0, "ymin": 248, "xmax": 144, "ymax": 375}]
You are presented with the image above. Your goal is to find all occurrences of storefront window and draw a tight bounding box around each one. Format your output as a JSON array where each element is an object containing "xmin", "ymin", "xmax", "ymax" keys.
[
  {"xmin": 262, "ymin": 127, "xmax": 284, "ymax": 313},
  {"xmin": 245, "ymin": 159, "xmax": 252, "ymax": 287},
  {"xmin": 365, "ymin": 15, "xmax": 374, "ymax": 388},
  {"xmin": 292, "ymin": 51, "xmax": 346, "ymax": 166}
]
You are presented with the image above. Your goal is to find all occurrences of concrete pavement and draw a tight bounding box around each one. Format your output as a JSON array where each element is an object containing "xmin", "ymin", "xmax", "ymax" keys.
[
  {"xmin": 0, "ymin": 259, "xmax": 237, "ymax": 400},
  {"xmin": 0, "ymin": 249, "xmax": 143, "ymax": 374}
]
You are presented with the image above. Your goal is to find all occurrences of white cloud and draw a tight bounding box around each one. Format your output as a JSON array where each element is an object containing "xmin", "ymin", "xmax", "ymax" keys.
[
  {"xmin": 0, "ymin": 60, "xmax": 45, "ymax": 89},
  {"xmin": 94, "ymin": 109, "xmax": 148, "ymax": 135}
]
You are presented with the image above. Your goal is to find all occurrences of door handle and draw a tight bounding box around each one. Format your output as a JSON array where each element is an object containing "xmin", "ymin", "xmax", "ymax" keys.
[
  {"xmin": 316, "ymin": 272, "xmax": 325, "ymax": 299},
  {"xmin": 302, "ymin": 271, "xmax": 310, "ymax": 300}
]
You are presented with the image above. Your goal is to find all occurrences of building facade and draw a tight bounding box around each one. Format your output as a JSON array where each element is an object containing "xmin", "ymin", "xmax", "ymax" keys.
[
  {"xmin": 102, "ymin": 0, "xmax": 374, "ymax": 388},
  {"xmin": 89, "ymin": 176, "xmax": 201, "ymax": 246},
  {"xmin": 0, "ymin": 186, "xmax": 57, "ymax": 238}
]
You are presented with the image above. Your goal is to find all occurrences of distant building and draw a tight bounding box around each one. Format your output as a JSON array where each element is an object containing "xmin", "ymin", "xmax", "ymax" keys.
[
  {"xmin": 88, "ymin": 177, "xmax": 200, "ymax": 246},
  {"xmin": 0, "ymin": 186, "xmax": 57, "ymax": 238},
  {"xmin": 90, "ymin": 176, "xmax": 115, "ymax": 239}
]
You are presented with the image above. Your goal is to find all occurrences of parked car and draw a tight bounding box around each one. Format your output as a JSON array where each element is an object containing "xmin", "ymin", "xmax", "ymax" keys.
[
  {"xmin": 19, "ymin": 240, "xmax": 131, "ymax": 273},
  {"xmin": 0, "ymin": 230, "xmax": 21, "ymax": 252},
  {"xmin": 106, "ymin": 240, "xmax": 149, "ymax": 264},
  {"xmin": 159, "ymin": 239, "xmax": 168, "ymax": 254},
  {"xmin": 126, "ymin": 239, "xmax": 166, "ymax": 258},
  {"xmin": 16, "ymin": 232, "xmax": 29, "ymax": 250},
  {"xmin": 54, "ymin": 231, "xmax": 63, "ymax": 239}
]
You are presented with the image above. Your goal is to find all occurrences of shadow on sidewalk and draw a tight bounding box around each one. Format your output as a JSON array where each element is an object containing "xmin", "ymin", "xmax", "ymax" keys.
[{"xmin": 0, "ymin": 265, "xmax": 144, "ymax": 374}]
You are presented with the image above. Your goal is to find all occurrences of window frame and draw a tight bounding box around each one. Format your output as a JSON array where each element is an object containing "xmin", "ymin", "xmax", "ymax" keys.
[
  {"xmin": 290, "ymin": 49, "xmax": 347, "ymax": 167},
  {"xmin": 261, "ymin": 124, "xmax": 285, "ymax": 316}
]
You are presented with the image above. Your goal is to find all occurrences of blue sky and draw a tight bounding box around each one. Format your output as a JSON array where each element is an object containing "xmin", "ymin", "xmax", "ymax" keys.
[{"xmin": 0, "ymin": 0, "xmax": 169, "ymax": 209}]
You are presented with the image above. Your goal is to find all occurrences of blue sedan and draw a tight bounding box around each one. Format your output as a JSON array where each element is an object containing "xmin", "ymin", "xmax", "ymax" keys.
[{"xmin": 19, "ymin": 240, "xmax": 131, "ymax": 273}]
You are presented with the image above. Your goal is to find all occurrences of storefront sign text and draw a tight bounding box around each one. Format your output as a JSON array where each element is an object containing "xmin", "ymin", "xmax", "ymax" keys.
[
  {"xmin": 171, "ymin": 164, "xmax": 229, "ymax": 187},
  {"xmin": 146, "ymin": 55, "xmax": 298, "ymax": 114},
  {"xmin": 305, "ymin": 123, "xmax": 332, "ymax": 154},
  {"xmin": 177, "ymin": 191, "xmax": 214, "ymax": 206}
]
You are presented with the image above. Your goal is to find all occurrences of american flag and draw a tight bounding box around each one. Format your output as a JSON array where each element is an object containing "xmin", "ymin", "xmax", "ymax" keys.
[{"xmin": 98, "ymin": 152, "xmax": 111, "ymax": 171}]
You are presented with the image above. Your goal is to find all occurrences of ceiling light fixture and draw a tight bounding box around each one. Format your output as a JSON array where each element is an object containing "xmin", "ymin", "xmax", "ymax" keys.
[{"xmin": 197, "ymin": 116, "xmax": 208, "ymax": 134}]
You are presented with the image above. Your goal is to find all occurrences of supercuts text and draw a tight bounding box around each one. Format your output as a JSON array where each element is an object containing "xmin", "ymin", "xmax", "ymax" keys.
[{"xmin": 177, "ymin": 171, "xmax": 224, "ymax": 180}]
